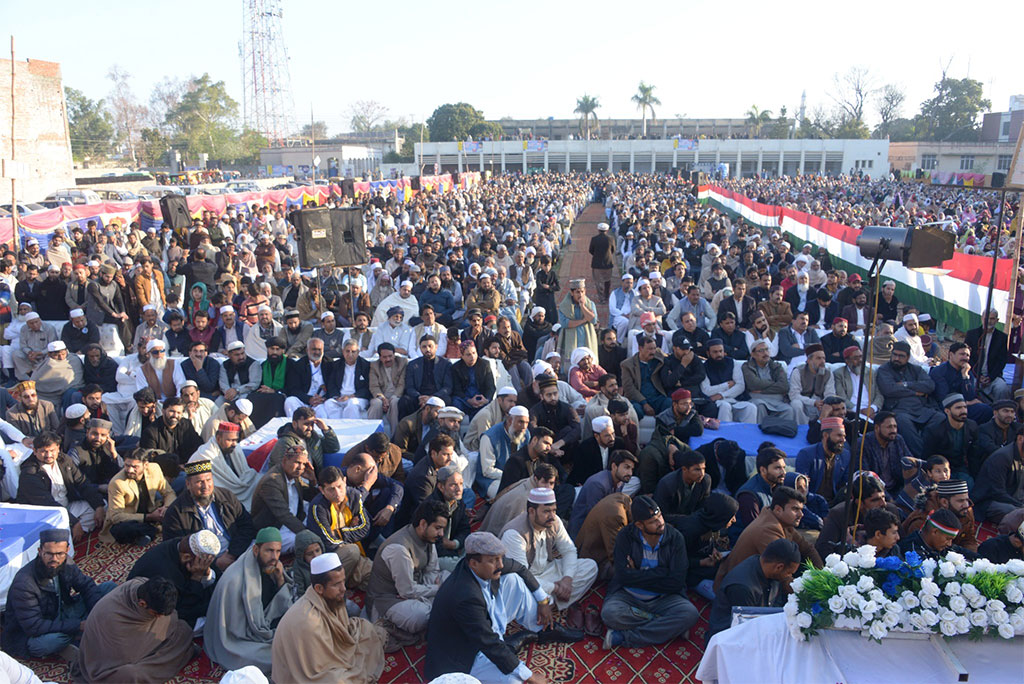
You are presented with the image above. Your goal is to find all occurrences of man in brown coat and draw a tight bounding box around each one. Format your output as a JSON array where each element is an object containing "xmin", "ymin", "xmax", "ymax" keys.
[
  {"xmin": 100, "ymin": 450, "xmax": 176, "ymax": 545},
  {"xmin": 251, "ymin": 444, "xmax": 318, "ymax": 554},
  {"xmin": 132, "ymin": 256, "xmax": 166, "ymax": 310},
  {"xmin": 901, "ymin": 479, "xmax": 979, "ymax": 553},
  {"xmin": 714, "ymin": 486, "xmax": 821, "ymax": 591},
  {"xmin": 343, "ymin": 431, "xmax": 406, "ymax": 482},
  {"xmin": 368, "ymin": 343, "xmax": 408, "ymax": 434},
  {"xmin": 575, "ymin": 492, "xmax": 631, "ymax": 580}
]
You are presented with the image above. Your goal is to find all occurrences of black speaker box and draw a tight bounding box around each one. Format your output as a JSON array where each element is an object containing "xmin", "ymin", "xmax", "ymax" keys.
[
  {"xmin": 293, "ymin": 208, "xmax": 336, "ymax": 268},
  {"xmin": 341, "ymin": 178, "xmax": 355, "ymax": 198},
  {"xmin": 410, "ymin": 176, "xmax": 421, "ymax": 191},
  {"xmin": 159, "ymin": 195, "xmax": 192, "ymax": 230},
  {"xmin": 991, "ymin": 172, "xmax": 1005, "ymax": 188},
  {"xmin": 330, "ymin": 208, "xmax": 366, "ymax": 267},
  {"xmin": 915, "ymin": 168, "xmax": 925, "ymax": 179}
]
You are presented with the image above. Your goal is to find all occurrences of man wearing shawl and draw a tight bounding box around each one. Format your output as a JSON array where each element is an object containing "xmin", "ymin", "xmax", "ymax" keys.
[
  {"xmin": 371, "ymin": 280, "xmax": 419, "ymax": 327},
  {"xmin": 557, "ymin": 278, "xmax": 598, "ymax": 359},
  {"xmin": 204, "ymin": 527, "xmax": 294, "ymax": 674},
  {"xmin": 29, "ymin": 341, "xmax": 82, "ymax": 407},
  {"xmin": 192, "ymin": 421, "xmax": 261, "ymax": 509},
  {"xmin": 271, "ymin": 553, "xmax": 387, "ymax": 684},
  {"xmin": 75, "ymin": 576, "xmax": 196, "ymax": 684}
]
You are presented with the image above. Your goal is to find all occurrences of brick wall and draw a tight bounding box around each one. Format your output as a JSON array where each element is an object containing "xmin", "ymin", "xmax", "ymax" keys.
[{"xmin": 0, "ymin": 58, "xmax": 75, "ymax": 205}]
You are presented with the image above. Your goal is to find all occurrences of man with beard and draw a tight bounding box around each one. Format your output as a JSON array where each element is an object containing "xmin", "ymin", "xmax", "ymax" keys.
[
  {"xmin": 787, "ymin": 343, "xmax": 835, "ymax": 425},
  {"xmin": 134, "ymin": 339, "xmax": 178, "ymax": 401},
  {"xmin": 419, "ymin": 274, "xmax": 456, "ymax": 324},
  {"xmin": 1, "ymin": 528, "xmax": 115, "ymax": 661},
  {"xmin": 394, "ymin": 395, "xmax": 444, "ymax": 460},
  {"xmin": 139, "ymin": 397, "xmax": 202, "ymax": 482},
  {"xmin": 655, "ymin": 388, "xmax": 704, "ymax": 443},
  {"xmin": 921, "ymin": 393, "xmax": 984, "ymax": 483},
  {"xmin": 735, "ymin": 445, "xmax": 788, "ymax": 529},
  {"xmin": 700, "ymin": 339, "xmax": 757, "ymax": 423},
  {"xmin": 877, "ymin": 340, "xmax": 942, "ymax": 457},
  {"xmin": 243, "ymin": 305, "xmax": 284, "ymax": 360},
  {"xmin": 128, "ymin": 529, "xmax": 221, "ymax": 628},
  {"xmin": 609, "ymin": 273, "xmax": 636, "ymax": 340},
  {"xmin": 60, "ymin": 308, "xmax": 100, "ymax": 354},
  {"xmin": 218, "ymin": 340, "xmax": 260, "ymax": 403},
  {"xmin": 17, "ymin": 431, "xmax": 106, "ymax": 543},
  {"xmin": 368, "ymin": 342, "xmax": 407, "ymax": 434},
  {"xmin": 894, "ymin": 313, "xmax": 934, "ymax": 367},
  {"xmin": 267, "ymin": 406, "xmax": 341, "ymax": 473},
  {"xmin": 570, "ymin": 450, "xmax": 636, "ymax": 538},
  {"xmin": 64, "ymin": 264, "xmax": 90, "ymax": 313},
  {"xmin": 795, "ymin": 417, "xmax": 851, "ymax": 502},
  {"xmin": 336, "ymin": 281, "xmax": 373, "ymax": 328},
  {"xmin": 99, "ymin": 449, "xmax": 176, "ymax": 546},
  {"xmin": 172, "ymin": 340, "xmax": 221, "ymax": 402},
  {"xmin": 569, "ymin": 415, "xmax": 626, "ymax": 489},
  {"xmin": 13, "ymin": 312, "xmax": 57, "ymax": 381},
  {"xmin": 529, "ymin": 374, "xmax": 579, "ymax": 454},
  {"xmin": 402, "ymin": 335, "xmax": 453, "ymax": 416},
  {"xmin": 282, "ymin": 310, "xmax": 313, "ymax": 359},
  {"xmin": 204, "ymin": 527, "xmax": 294, "ymax": 674},
  {"xmin": 192, "ymin": 421, "xmax": 260, "ymax": 508},
  {"xmin": 29, "ymin": 340, "xmax": 83, "ymax": 408},
  {"xmin": 249, "ymin": 336, "xmax": 288, "ymax": 427},
  {"xmin": 85, "ymin": 263, "xmax": 131, "ymax": 350},
  {"xmin": 125, "ymin": 387, "xmax": 160, "ymax": 438},
  {"xmin": 7, "ymin": 380, "xmax": 61, "ymax": 447},
  {"xmin": 164, "ymin": 312, "xmax": 191, "ymax": 356},
  {"xmin": 282, "ymin": 337, "xmax": 336, "ymax": 419},
  {"xmin": 478, "ymin": 406, "xmax": 532, "ymax": 499},
  {"xmin": 67, "ymin": 418, "xmax": 120, "ymax": 492},
  {"xmin": 343, "ymin": 310, "xmax": 374, "ymax": 353},
  {"xmin": 313, "ymin": 311, "xmax": 345, "ymax": 360},
  {"xmin": 522, "ymin": 306, "xmax": 552, "ymax": 362},
  {"xmin": 163, "ymin": 457, "xmax": 256, "ymax": 573},
  {"xmin": 179, "ymin": 381, "xmax": 216, "ymax": 438},
  {"xmin": 131, "ymin": 305, "xmax": 168, "ymax": 355},
  {"xmin": 902, "ymin": 478, "xmax": 979, "ymax": 553}
]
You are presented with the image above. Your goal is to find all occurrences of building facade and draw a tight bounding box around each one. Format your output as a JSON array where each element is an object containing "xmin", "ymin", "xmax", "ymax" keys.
[
  {"xmin": 488, "ymin": 117, "xmax": 793, "ymax": 141},
  {"xmin": 259, "ymin": 143, "xmax": 382, "ymax": 179},
  {"xmin": 888, "ymin": 141, "xmax": 1017, "ymax": 184}
]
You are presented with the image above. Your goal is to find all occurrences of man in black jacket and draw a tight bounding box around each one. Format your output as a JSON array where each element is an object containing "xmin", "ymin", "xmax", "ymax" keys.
[
  {"xmin": 964, "ymin": 309, "xmax": 1011, "ymax": 403},
  {"xmin": 589, "ymin": 222, "xmax": 615, "ymax": 304},
  {"xmin": 17, "ymin": 431, "xmax": 106, "ymax": 543},
  {"xmin": 429, "ymin": 464, "xmax": 472, "ymax": 572},
  {"xmin": 567, "ymin": 415, "xmax": 623, "ymax": 486},
  {"xmin": 399, "ymin": 434, "xmax": 455, "ymax": 527},
  {"xmin": 972, "ymin": 429, "xmax": 1024, "ymax": 523},
  {"xmin": 1, "ymin": 528, "xmax": 114, "ymax": 660},
  {"xmin": 162, "ymin": 457, "xmax": 256, "ymax": 573},
  {"xmin": 654, "ymin": 449, "xmax": 712, "ymax": 527},
  {"xmin": 139, "ymin": 397, "xmax": 203, "ymax": 481},
  {"xmin": 127, "ymin": 531, "xmax": 220, "ymax": 627},
  {"xmin": 921, "ymin": 393, "xmax": 983, "ymax": 482},
  {"xmin": 977, "ymin": 400, "xmax": 1020, "ymax": 456},
  {"xmin": 600, "ymin": 495, "xmax": 699, "ymax": 648}
]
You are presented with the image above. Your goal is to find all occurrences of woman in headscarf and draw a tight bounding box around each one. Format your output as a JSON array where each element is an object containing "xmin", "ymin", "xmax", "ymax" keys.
[
  {"xmin": 557, "ymin": 278, "xmax": 598, "ymax": 359},
  {"xmin": 291, "ymin": 530, "xmax": 324, "ymax": 599},
  {"xmin": 567, "ymin": 347, "xmax": 606, "ymax": 399},
  {"xmin": 673, "ymin": 492, "xmax": 739, "ymax": 600}
]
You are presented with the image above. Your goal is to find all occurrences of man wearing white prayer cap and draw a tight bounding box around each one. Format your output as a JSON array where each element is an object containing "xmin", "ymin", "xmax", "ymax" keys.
[
  {"xmin": 134, "ymin": 338, "xmax": 179, "ymax": 400},
  {"xmin": 13, "ymin": 310, "xmax": 56, "ymax": 380},
  {"xmin": 894, "ymin": 311, "xmax": 930, "ymax": 366},
  {"xmin": 31, "ymin": 339, "xmax": 84, "ymax": 407},
  {"xmin": 465, "ymin": 385, "xmax": 519, "ymax": 452},
  {"xmin": 499, "ymin": 488, "xmax": 597, "ymax": 611},
  {"xmin": 61, "ymin": 307, "xmax": 98, "ymax": 355},
  {"xmin": 478, "ymin": 404, "xmax": 531, "ymax": 500},
  {"xmin": 590, "ymin": 221, "xmax": 615, "ymax": 304},
  {"xmin": 132, "ymin": 301, "xmax": 169, "ymax": 353},
  {"xmin": 126, "ymin": 529, "xmax": 221, "ymax": 628},
  {"xmin": 218, "ymin": 305, "xmax": 246, "ymax": 351}
]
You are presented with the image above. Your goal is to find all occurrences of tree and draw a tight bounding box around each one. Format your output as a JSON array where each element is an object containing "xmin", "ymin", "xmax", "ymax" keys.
[
  {"xmin": 574, "ymin": 94, "xmax": 600, "ymax": 140},
  {"xmin": 349, "ymin": 100, "xmax": 388, "ymax": 133},
  {"xmin": 427, "ymin": 103, "xmax": 487, "ymax": 142},
  {"xmin": 299, "ymin": 121, "xmax": 328, "ymax": 139},
  {"xmin": 873, "ymin": 84, "xmax": 906, "ymax": 139},
  {"xmin": 745, "ymin": 105, "xmax": 773, "ymax": 137},
  {"xmin": 917, "ymin": 77, "xmax": 991, "ymax": 142},
  {"xmin": 65, "ymin": 87, "xmax": 114, "ymax": 161},
  {"xmin": 468, "ymin": 121, "xmax": 503, "ymax": 140},
  {"xmin": 164, "ymin": 74, "xmax": 239, "ymax": 163},
  {"xmin": 397, "ymin": 123, "xmax": 428, "ymax": 161},
  {"xmin": 631, "ymin": 82, "xmax": 661, "ymax": 137},
  {"xmin": 829, "ymin": 67, "xmax": 876, "ymax": 126},
  {"xmin": 148, "ymin": 77, "xmax": 186, "ymax": 135},
  {"xmin": 138, "ymin": 127, "xmax": 171, "ymax": 167},
  {"xmin": 106, "ymin": 66, "xmax": 149, "ymax": 168}
]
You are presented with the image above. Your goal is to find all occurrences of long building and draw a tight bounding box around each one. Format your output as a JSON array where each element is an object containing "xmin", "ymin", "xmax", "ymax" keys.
[{"xmin": 488, "ymin": 117, "xmax": 793, "ymax": 141}]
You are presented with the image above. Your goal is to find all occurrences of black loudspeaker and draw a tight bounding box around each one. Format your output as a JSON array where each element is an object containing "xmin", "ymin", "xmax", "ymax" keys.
[
  {"xmin": 159, "ymin": 195, "xmax": 191, "ymax": 230},
  {"xmin": 915, "ymin": 168, "xmax": 925, "ymax": 179},
  {"xmin": 690, "ymin": 170, "xmax": 708, "ymax": 186},
  {"xmin": 410, "ymin": 176, "xmax": 421, "ymax": 191},
  {"xmin": 992, "ymin": 172, "xmax": 1005, "ymax": 188},
  {"xmin": 293, "ymin": 208, "xmax": 336, "ymax": 268},
  {"xmin": 341, "ymin": 178, "xmax": 355, "ymax": 198},
  {"xmin": 330, "ymin": 208, "xmax": 366, "ymax": 267}
]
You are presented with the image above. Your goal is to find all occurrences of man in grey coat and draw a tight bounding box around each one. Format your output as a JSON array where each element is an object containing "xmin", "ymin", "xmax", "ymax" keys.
[{"xmin": 876, "ymin": 341, "xmax": 941, "ymax": 455}]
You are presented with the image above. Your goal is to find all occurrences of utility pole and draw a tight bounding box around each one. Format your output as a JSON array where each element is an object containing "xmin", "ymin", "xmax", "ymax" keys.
[{"xmin": 9, "ymin": 36, "xmax": 19, "ymax": 251}]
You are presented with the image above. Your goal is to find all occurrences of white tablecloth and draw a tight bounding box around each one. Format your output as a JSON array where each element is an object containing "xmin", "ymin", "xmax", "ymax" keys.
[
  {"xmin": 697, "ymin": 612, "xmax": 1023, "ymax": 684},
  {"xmin": 239, "ymin": 418, "xmax": 384, "ymax": 457},
  {"xmin": 0, "ymin": 504, "xmax": 73, "ymax": 610}
]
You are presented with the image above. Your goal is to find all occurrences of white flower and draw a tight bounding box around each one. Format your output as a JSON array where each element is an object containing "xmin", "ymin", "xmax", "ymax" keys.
[
  {"xmin": 857, "ymin": 575, "xmax": 876, "ymax": 592},
  {"xmin": 869, "ymin": 620, "xmax": 888, "ymax": 640},
  {"xmin": 825, "ymin": 553, "xmax": 841, "ymax": 568},
  {"xmin": 921, "ymin": 609, "xmax": 940, "ymax": 626},
  {"xmin": 955, "ymin": 616, "xmax": 970, "ymax": 633},
  {"xmin": 857, "ymin": 545, "xmax": 877, "ymax": 564},
  {"xmin": 990, "ymin": 610, "xmax": 1009, "ymax": 626},
  {"xmin": 969, "ymin": 610, "xmax": 989, "ymax": 628},
  {"xmin": 940, "ymin": 620, "xmax": 958, "ymax": 636},
  {"xmin": 948, "ymin": 596, "xmax": 968, "ymax": 614},
  {"xmin": 1006, "ymin": 586, "xmax": 1024, "ymax": 605},
  {"xmin": 796, "ymin": 612, "xmax": 812, "ymax": 628},
  {"xmin": 1006, "ymin": 559, "xmax": 1024, "ymax": 576},
  {"xmin": 861, "ymin": 600, "xmax": 879, "ymax": 617},
  {"xmin": 882, "ymin": 611, "xmax": 901, "ymax": 627},
  {"xmin": 900, "ymin": 592, "xmax": 920, "ymax": 610},
  {"xmin": 920, "ymin": 593, "xmax": 940, "ymax": 610},
  {"xmin": 843, "ymin": 551, "xmax": 861, "ymax": 568},
  {"xmin": 939, "ymin": 609, "xmax": 957, "ymax": 623},
  {"xmin": 868, "ymin": 589, "xmax": 885, "ymax": 604},
  {"xmin": 832, "ymin": 561, "xmax": 850, "ymax": 579},
  {"xmin": 987, "ymin": 600, "xmax": 1006, "ymax": 614},
  {"xmin": 945, "ymin": 551, "xmax": 966, "ymax": 566},
  {"xmin": 839, "ymin": 585, "xmax": 859, "ymax": 600},
  {"xmin": 1009, "ymin": 612, "xmax": 1024, "ymax": 633},
  {"xmin": 789, "ymin": 624, "xmax": 808, "ymax": 641},
  {"xmin": 969, "ymin": 594, "xmax": 987, "ymax": 609},
  {"xmin": 828, "ymin": 595, "xmax": 847, "ymax": 613},
  {"xmin": 885, "ymin": 601, "xmax": 902, "ymax": 614},
  {"xmin": 921, "ymin": 558, "xmax": 938, "ymax": 576},
  {"xmin": 944, "ymin": 582, "xmax": 961, "ymax": 596},
  {"xmin": 961, "ymin": 583, "xmax": 981, "ymax": 600},
  {"xmin": 999, "ymin": 623, "xmax": 1016, "ymax": 639},
  {"xmin": 909, "ymin": 613, "xmax": 928, "ymax": 631},
  {"xmin": 939, "ymin": 561, "xmax": 956, "ymax": 578},
  {"xmin": 784, "ymin": 597, "xmax": 799, "ymax": 617},
  {"xmin": 847, "ymin": 593, "xmax": 864, "ymax": 610},
  {"xmin": 790, "ymin": 577, "xmax": 805, "ymax": 593},
  {"xmin": 920, "ymin": 578, "xmax": 941, "ymax": 597}
]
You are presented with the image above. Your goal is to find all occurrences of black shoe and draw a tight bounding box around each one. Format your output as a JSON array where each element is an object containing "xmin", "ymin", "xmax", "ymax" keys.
[
  {"xmin": 504, "ymin": 630, "xmax": 538, "ymax": 653},
  {"xmin": 536, "ymin": 624, "xmax": 585, "ymax": 644},
  {"xmin": 134, "ymin": 535, "xmax": 153, "ymax": 547}
]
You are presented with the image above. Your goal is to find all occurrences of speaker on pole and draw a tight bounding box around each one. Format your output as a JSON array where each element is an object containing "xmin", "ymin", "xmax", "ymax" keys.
[
  {"xmin": 330, "ymin": 207, "xmax": 367, "ymax": 267},
  {"xmin": 293, "ymin": 208, "xmax": 336, "ymax": 269},
  {"xmin": 159, "ymin": 195, "xmax": 192, "ymax": 230},
  {"xmin": 991, "ymin": 172, "xmax": 1006, "ymax": 188},
  {"xmin": 341, "ymin": 178, "xmax": 355, "ymax": 198}
]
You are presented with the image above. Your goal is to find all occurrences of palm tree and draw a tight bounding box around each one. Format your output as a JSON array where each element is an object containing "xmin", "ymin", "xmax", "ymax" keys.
[
  {"xmin": 574, "ymin": 95, "xmax": 601, "ymax": 140},
  {"xmin": 746, "ymin": 105, "xmax": 773, "ymax": 137},
  {"xmin": 631, "ymin": 82, "xmax": 661, "ymax": 137}
]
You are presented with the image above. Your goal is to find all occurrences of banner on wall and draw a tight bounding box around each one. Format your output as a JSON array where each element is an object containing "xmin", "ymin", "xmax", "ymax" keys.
[
  {"xmin": 698, "ymin": 184, "xmax": 1011, "ymax": 332},
  {"xmin": 523, "ymin": 140, "xmax": 548, "ymax": 152},
  {"xmin": 459, "ymin": 141, "xmax": 483, "ymax": 153}
]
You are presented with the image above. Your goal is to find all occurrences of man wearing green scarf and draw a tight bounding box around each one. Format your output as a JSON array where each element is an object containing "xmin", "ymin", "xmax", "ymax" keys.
[{"xmin": 248, "ymin": 337, "xmax": 288, "ymax": 428}]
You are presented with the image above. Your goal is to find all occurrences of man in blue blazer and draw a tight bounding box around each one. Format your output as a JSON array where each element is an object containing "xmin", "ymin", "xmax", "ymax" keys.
[{"xmin": 795, "ymin": 417, "xmax": 850, "ymax": 502}]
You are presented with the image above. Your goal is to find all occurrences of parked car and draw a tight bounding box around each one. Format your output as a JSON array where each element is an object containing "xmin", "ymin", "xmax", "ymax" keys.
[
  {"xmin": 0, "ymin": 202, "xmax": 47, "ymax": 215},
  {"xmin": 224, "ymin": 181, "xmax": 261, "ymax": 193},
  {"xmin": 97, "ymin": 189, "xmax": 140, "ymax": 201},
  {"xmin": 138, "ymin": 185, "xmax": 185, "ymax": 198},
  {"xmin": 270, "ymin": 182, "xmax": 300, "ymax": 190},
  {"xmin": 47, "ymin": 188, "xmax": 102, "ymax": 205},
  {"xmin": 38, "ymin": 199, "xmax": 74, "ymax": 209}
]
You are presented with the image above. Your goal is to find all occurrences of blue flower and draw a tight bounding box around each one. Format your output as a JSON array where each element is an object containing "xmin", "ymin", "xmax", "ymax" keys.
[
  {"xmin": 875, "ymin": 556, "xmax": 902, "ymax": 571},
  {"xmin": 882, "ymin": 573, "xmax": 901, "ymax": 596},
  {"xmin": 904, "ymin": 551, "xmax": 921, "ymax": 567},
  {"xmin": 811, "ymin": 602, "xmax": 823, "ymax": 616}
]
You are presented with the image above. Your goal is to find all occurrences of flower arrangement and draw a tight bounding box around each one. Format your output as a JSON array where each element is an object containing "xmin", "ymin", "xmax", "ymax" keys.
[{"xmin": 784, "ymin": 545, "xmax": 1024, "ymax": 643}]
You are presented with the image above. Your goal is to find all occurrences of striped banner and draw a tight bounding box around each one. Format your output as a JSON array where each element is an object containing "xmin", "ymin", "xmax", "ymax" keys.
[{"xmin": 698, "ymin": 185, "xmax": 1011, "ymax": 332}]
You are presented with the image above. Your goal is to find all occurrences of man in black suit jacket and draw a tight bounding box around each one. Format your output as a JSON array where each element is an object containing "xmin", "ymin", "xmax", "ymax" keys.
[
  {"xmin": 284, "ymin": 337, "xmax": 339, "ymax": 414},
  {"xmin": 964, "ymin": 311, "xmax": 1011, "ymax": 402},
  {"xmin": 318, "ymin": 338, "xmax": 372, "ymax": 419},
  {"xmin": 807, "ymin": 288, "xmax": 840, "ymax": 329},
  {"xmin": 567, "ymin": 415, "xmax": 625, "ymax": 486},
  {"xmin": 401, "ymin": 335, "xmax": 454, "ymax": 416},
  {"xmin": 717, "ymin": 279, "xmax": 756, "ymax": 330},
  {"xmin": 424, "ymin": 531, "xmax": 578, "ymax": 681}
]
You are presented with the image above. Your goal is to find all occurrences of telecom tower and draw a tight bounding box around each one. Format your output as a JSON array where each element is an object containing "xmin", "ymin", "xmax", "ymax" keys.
[{"xmin": 240, "ymin": 0, "xmax": 296, "ymax": 144}]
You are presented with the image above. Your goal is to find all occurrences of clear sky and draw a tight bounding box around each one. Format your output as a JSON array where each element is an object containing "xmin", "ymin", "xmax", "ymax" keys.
[{"xmin": 6, "ymin": 0, "xmax": 1022, "ymax": 135}]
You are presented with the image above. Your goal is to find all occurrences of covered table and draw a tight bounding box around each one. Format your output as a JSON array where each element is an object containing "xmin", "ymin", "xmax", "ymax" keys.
[
  {"xmin": 0, "ymin": 504, "xmax": 73, "ymax": 609},
  {"xmin": 239, "ymin": 418, "xmax": 385, "ymax": 470},
  {"xmin": 697, "ymin": 612, "xmax": 1022, "ymax": 683}
]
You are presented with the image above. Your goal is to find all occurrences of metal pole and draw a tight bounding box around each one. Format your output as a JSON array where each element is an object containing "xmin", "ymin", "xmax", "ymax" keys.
[
  {"xmin": 982, "ymin": 187, "xmax": 1010, "ymax": 337},
  {"xmin": 1005, "ymin": 207, "xmax": 1024, "ymax": 351},
  {"xmin": 310, "ymin": 105, "xmax": 315, "ymax": 186},
  {"xmin": 10, "ymin": 36, "xmax": 19, "ymax": 252}
]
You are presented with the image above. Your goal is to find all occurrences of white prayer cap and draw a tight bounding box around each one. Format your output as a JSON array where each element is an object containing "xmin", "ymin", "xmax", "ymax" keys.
[
  {"xmin": 508, "ymin": 406, "xmax": 529, "ymax": 419},
  {"xmin": 527, "ymin": 487, "xmax": 557, "ymax": 505},
  {"xmin": 464, "ymin": 531, "xmax": 506, "ymax": 556},
  {"xmin": 310, "ymin": 553, "xmax": 342, "ymax": 575},
  {"xmin": 46, "ymin": 341, "xmax": 67, "ymax": 353},
  {"xmin": 530, "ymin": 306, "xmax": 545, "ymax": 318},
  {"xmin": 404, "ymin": 259, "xmax": 416, "ymax": 267},
  {"xmin": 532, "ymin": 360, "xmax": 553, "ymax": 377},
  {"xmin": 189, "ymin": 530, "xmax": 221, "ymax": 557},
  {"xmin": 902, "ymin": 313, "xmax": 918, "ymax": 323},
  {"xmin": 23, "ymin": 312, "xmax": 40, "ymax": 321},
  {"xmin": 219, "ymin": 666, "xmax": 269, "ymax": 684},
  {"xmin": 497, "ymin": 386, "xmax": 518, "ymax": 397},
  {"xmin": 438, "ymin": 406, "xmax": 465, "ymax": 420},
  {"xmin": 181, "ymin": 380, "xmax": 199, "ymax": 389},
  {"xmin": 636, "ymin": 278, "xmax": 650, "ymax": 288},
  {"xmin": 401, "ymin": 280, "xmax": 413, "ymax": 289},
  {"xmin": 146, "ymin": 339, "xmax": 165, "ymax": 352},
  {"xmin": 234, "ymin": 398, "xmax": 254, "ymax": 415},
  {"xmin": 219, "ymin": 305, "xmax": 235, "ymax": 315},
  {"xmin": 545, "ymin": 351, "xmax": 560, "ymax": 360},
  {"xmin": 592, "ymin": 415, "xmax": 614, "ymax": 433},
  {"xmin": 65, "ymin": 403, "xmax": 88, "ymax": 420},
  {"xmin": 69, "ymin": 308, "xmax": 84, "ymax": 318},
  {"xmin": 226, "ymin": 340, "xmax": 245, "ymax": 352},
  {"xmin": 597, "ymin": 222, "xmax": 609, "ymax": 231},
  {"xmin": 320, "ymin": 311, "xmax": 335, "ymax": 320},
  {"xmin": 648, "ymin": 271, "xmax": 661, "ymax": 280},
  {"xmin": 143, "ymin": 304, "xmax": 157, "ymax": 312},
  {"xmin": 621, "ymin": 273, "xmax": 634, "ymax": 280},
  {"xmin": 425, "ymin": 396, "xmax": 445, "ymax": 408},
  {"xmin": 257, "ymin": 304, "xmax": 273, "ymax": 313},
  {"xmin": 87, "ymin": 260, "xmax": 99, "ymax": 267}
]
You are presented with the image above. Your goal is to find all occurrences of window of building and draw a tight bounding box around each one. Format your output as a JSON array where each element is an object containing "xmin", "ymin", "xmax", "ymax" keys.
[
  {"xmin": 921, "ymin": 154, "xmax": 937, "ymax": 170},
  {"xmin": 998, "ymin": 155, "xmax": 1012, "ymax": 171},
  {"xmin": 1002, "ymin": 121, "xmax": 1011, "ymax": 138},
  {"xmin": 959, "ymin": 155, "xmax": 974, "ymax": 170}
]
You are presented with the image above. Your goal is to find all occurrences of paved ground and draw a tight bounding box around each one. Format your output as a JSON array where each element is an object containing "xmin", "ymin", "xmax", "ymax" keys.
[{"xmin": 558, "ymin": 203, "xmax": 611, "ymax": 326}]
